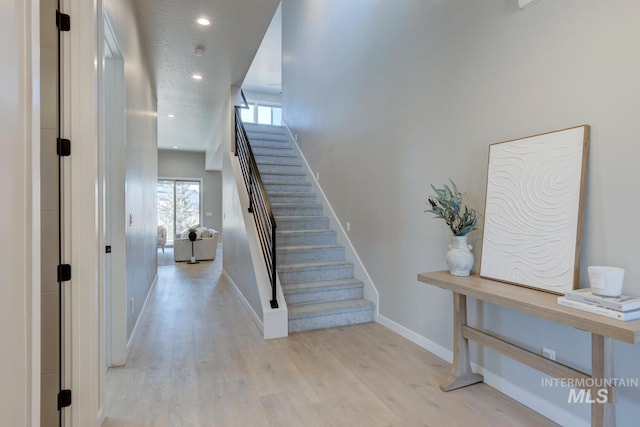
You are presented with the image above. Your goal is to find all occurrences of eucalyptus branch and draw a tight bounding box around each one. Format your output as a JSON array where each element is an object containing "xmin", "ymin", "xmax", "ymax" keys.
[{"xmin": 425, "ymin": 179, "xmax": 477, "ymax": 236}]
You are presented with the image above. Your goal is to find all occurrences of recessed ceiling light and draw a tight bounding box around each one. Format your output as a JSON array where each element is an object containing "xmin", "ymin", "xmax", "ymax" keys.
[
  {"xmin": 167, "ymin": 114, "xmax": 175, "ymax": 118},
  {"xmin": 192, "ymin": 73, "xmax": 203, "ymax": 80},
  {"xmin": 196, "ymin": 17, "xmax": 210, "ymax": 26},
  {"xmin": 173, "ymin": 146, "xmax": 179, "ymax": 149}
]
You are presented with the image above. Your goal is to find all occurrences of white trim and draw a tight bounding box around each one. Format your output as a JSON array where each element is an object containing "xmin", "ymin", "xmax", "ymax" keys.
[
  {"xmin": 102, "ymin": 13, "xmax": 127, "ymax": 370},
  {"xmin": 64, "ymin": 0, "xmax": 102, "ymax": 425},
  {"xmin": 223, "ymin": 270, "xmax": 264, "ymax": 334},
  {"xmin": 281, "ymin": 120, "xmax": 380, "ymax": 317},
  {"xmin": 126, "ymin": 273, "xmax": 158, "ymax": 354},
  {"xmin": 377, "ymin": 314, "xmax": 588, "ymax": 427},
  {"xmin": 378, "ymin": 315, "xmax": 452, "ymax": 362},
  {"xmin": 27, "ymin": 0, "xmax": 41, "ymax": 423},
  {"xmin": 229, "ymin": 152, "xmax": 288, "ymax": 339},
  {"xmin": 479, "ymin": 367, "xmax": 588, "ymax": 427}
]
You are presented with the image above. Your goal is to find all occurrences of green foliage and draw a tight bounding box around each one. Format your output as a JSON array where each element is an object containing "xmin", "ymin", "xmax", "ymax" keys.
[
  {"xmin": 157, "ymin": 180, "xmax": 200, "ymax": 237},
  {"xmin": 425, "ymin": 179, "xmax": 477, "ymax": 236}
]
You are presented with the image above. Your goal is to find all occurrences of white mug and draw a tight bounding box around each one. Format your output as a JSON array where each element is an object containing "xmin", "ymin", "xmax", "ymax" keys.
[{"xmin": 588, "ymin": 266, "xmax": 625, "ymax": 297}]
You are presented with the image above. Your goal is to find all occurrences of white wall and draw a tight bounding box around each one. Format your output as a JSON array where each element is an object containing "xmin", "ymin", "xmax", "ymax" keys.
[
  {"xmin": 158, "ymin": 150, "xmax": 223, "ymax": 234},
  {"xmin": 243, "ymin": 89, "xmax": 282, "ymax": 105},
  {"xmin": 104, "ymin": 0, "xmax": 158, "ymax": 339},
  {"xmin": 282, "ymin": 0, "xmax": 640, "ymax": 424},
  {"xmin": 222, "ymin": 150, "xmax": 264, "ymax": 323},
  {"xmin": 0, "ymin": 0, "xmax": 40, "ymax": 425}
]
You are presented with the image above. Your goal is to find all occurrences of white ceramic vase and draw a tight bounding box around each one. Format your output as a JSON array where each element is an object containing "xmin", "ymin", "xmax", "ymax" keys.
[{"xmin": 447, "ymin": 235, "xmax": 474, "ymax": 276}]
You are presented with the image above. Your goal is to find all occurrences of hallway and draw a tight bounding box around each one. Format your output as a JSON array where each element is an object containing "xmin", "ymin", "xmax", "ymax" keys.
[{"xmin": 103, "ymin": 247, "xmax": 555, "ymax": 426}]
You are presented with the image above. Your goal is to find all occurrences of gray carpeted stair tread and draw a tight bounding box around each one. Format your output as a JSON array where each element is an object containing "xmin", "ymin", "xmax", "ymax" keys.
[
  {"xmin": 260, "ymin": 170, "xmax": 307, "ymax": 177},
  {"xmin": 278, "ymin": 260, "xmax": 352, "ymax": 272},
  {"xmin": 267, "ymin": 191, "xmax": 316, "ymax": 197},
  {"xmin": 255, "ymin": 158, "xmax": 301, "ymax": 166},
  {"xmin": 277, "ymin": 244, "xmax": 342, "ymax": 252},
  {"xmin": 282, "ymin": 279, "xmax": 363, "ymax": 294},
  {"xmin": 287, "ymin": 299, "xmax": 375, "ymax": 318}
]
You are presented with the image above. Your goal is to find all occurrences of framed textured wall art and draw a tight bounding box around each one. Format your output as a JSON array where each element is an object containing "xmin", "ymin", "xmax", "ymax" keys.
[{"xmin": 480, "ymin": 125, "xmax": 589, "ymax": 294}]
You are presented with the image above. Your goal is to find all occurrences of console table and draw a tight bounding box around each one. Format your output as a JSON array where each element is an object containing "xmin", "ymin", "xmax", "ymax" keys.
[{"xmin": 417, "ymin": 271, "xmax": 640, "ymax": 427}]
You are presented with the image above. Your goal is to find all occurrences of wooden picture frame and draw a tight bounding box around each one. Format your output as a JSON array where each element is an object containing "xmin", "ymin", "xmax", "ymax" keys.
[{"xmin": 480, "ymin": 125, "xmax": 590, "ymax": 294}]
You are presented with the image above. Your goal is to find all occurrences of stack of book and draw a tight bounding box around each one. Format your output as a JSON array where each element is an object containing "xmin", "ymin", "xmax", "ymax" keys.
[{"xmin": 557, "ymin": 288, "xmax": 640, "ymax": 321}]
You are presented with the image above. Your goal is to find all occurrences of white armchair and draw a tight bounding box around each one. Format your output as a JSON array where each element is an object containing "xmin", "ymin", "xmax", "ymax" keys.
[{"xmin": 157, "ymin": 226, "xmax": 167, "ymax": 253}]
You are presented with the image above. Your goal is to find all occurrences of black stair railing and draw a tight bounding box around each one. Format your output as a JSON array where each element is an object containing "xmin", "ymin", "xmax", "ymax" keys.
[{"xmin": 235, "ymin": 98, "xmax": 278, "ymax": 309}]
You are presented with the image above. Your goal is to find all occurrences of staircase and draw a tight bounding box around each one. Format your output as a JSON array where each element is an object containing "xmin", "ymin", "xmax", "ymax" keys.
[{"xmin": 243, "ymin": 123, "xmax": 376, "ymax": 333}]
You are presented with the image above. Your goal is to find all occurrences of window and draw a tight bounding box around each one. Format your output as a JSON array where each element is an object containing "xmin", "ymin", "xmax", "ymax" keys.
[
  {"xmin": 258, "ymin": 105, "xmax": 272, "ymax": 124},
  {"xmin": 272, "ymin": 107, "xmax": 282, "ymax": 126},
  {"xmin": 240, "ymin": 104, "xmax": 255, "ymax": 123},
  {"xmin": 157, "ymin": 179, "xmax": 201, "ymax": 244},
  {"xmin": 239, "ymin": 102, "xmax": 282, "ymax": 126}
]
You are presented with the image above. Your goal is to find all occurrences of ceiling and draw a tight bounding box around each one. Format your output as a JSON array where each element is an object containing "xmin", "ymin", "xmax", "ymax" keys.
[
  {"xmin": 132, "ymin": 0, "xmax": 280, "ymax": 161},
  {"xmin": 242, "ymin": 4, "xmax": 282, "ymax": 96}
]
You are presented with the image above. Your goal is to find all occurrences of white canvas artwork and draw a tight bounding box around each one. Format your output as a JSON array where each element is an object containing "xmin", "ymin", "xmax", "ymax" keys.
[{"xmin": 480, "ymin": 126, "xmax": 589, "ymax": 294}]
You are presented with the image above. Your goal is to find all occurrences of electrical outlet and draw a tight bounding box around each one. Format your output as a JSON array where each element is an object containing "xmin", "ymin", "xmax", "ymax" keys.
[
  {"xmin": 346, "ymin": 222, "xmax": 351, "ymax": 232},
  {"xmin": 130, "ymin": 298, "xmax": 134, "ymax": 315},
  {"xmin": 542, "ymin": 347, "xmax": 556, "ymax": 361}
]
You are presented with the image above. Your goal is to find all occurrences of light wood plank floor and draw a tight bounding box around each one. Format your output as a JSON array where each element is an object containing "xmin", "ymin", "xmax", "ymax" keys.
[{"xmin": 103, "ymin": 248, "xmax": 556, "ymax": 427}]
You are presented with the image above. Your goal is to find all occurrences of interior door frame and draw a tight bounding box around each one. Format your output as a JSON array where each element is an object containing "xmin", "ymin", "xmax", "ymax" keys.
[
  {"xmin": 61, "ymin": 0, "xmax": 103, "ymax": 424},
  {"xmin": 103, "ymin": 15, "xmax": 127, "ymax": 369}
]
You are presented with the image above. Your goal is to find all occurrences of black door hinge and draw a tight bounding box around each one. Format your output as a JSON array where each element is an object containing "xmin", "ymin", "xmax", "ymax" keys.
[
  {"xmin": 57, "ymin": 138, "xmax": 71, "ymax": 156},
  {"xmin": 56, "ymin": 11, "xmax": 70, "ymax": 32},
  {"xmin": 57, "ymin": 389, "xmax": 72, "ymax": 410},
  {"xmin": 57, "ymin": 264, "xmax": 71, "ymax": 282}
]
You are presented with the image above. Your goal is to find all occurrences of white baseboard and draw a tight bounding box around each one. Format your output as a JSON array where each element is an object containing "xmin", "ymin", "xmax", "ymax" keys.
[
  {"xmin": 223, "ymin": 269, "xmax": 264, "ymax": 335},
  {"xmin": 378, "ymin": 315, "xmax": 453, "ymax": 363},
  {"xmin": 378, "ymin": 314, "xmax": 588, "ymax": 427},
  {"xmin": 478, "ymin": 367, "xmax": 587, "ymax": 427},
  {"xmin": 126, "ymin": 272, "xmax": 158, "ymax": 355}
]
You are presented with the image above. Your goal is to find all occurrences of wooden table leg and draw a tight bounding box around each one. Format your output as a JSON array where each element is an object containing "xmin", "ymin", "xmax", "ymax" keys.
[
  {"xmin": 591, "ymin": 334, "xmax": 615, "ymax": 427},
  {"xmin": 440, "ymin": 292, "xmax": 484, "ymax": 391}
]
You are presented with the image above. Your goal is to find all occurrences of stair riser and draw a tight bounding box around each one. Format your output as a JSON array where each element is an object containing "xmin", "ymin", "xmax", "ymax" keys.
[
  {"xmin": 245, "ymin": 133, "xmax": 289, "ymax": 142},
  {"xmin": 276, "ymin": 217, "xmax": 330, "ymax": 231},
  {"xmin": 269, "ymin": 194, "xmax": 317, "ymax": 204},
  {"xmin": 262, "ymin": 175, "xmax": 308, "ymax": 185},
  {"xmin": 284, "ymin": 286, "xmax": 363, "ymax": 305},
  {"xmin": 273, "ymin": 206, "xmax": 323, "ymax": 216},
  {"xmin": 277, "ymin": 232, "xmax": 337, "ymax": 246},
  {"xmin": 258, "ymin": 164, "xmax": 304, "ymax": 174},
  {"xmin": 288, "ymin": 308, "xmax": 376, "ymax": 333},
  {"xmin": 244, "ymin": 126, "xmax": 285, "ymax": 135},
  {"xmin": 251, "ymin": 147, "xmax": 297, "ymax": 157},
  {"xmin": 255, "ymin": 156, "xmax": 301, "ymax": 166},
  {"xmin": 247, "ymin": 140, "xmax": 292, "ymax": 150},
  {"xmin": 279, "ymin": 265, "xmax": 353, "ymax": 284},
  {"xmin": 278, "ymin": 247, "xmax": 344, "ymax": 264},
  {"xmin": 264, "ymin": 184, "xmax": 312, "ymax": 193}
]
